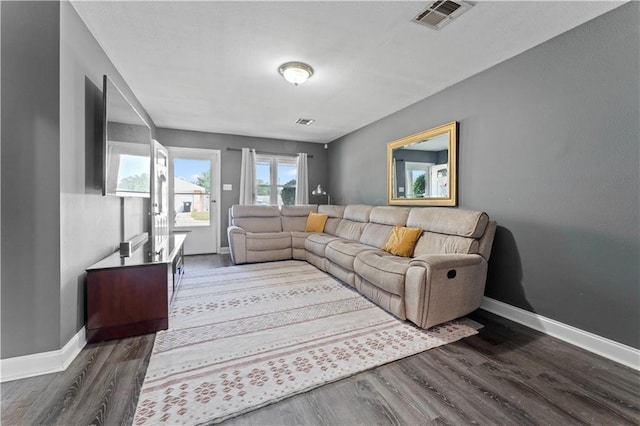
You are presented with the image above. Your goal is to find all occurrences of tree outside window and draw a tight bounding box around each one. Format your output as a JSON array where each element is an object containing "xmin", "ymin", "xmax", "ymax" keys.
[
  {"xmin": 280, "ymin": 179, "xmax": 296, "ymax": 205},
  {"xmin": 412, "ymin": 174, "xmax": 426, "ymax": 198}
]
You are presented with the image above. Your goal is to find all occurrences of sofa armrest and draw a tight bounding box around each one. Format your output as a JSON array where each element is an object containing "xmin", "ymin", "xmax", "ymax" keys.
[
  {"xmin": 228, "ymin": 225, "xmax": 246, "ymax": 234},
  {"xmin": 405, "ymin": 253, "xmax": 487, "ymax": 328},
  {"xmin": 227, "ymin": 226, "xmax": 247, "ymax": 264}
]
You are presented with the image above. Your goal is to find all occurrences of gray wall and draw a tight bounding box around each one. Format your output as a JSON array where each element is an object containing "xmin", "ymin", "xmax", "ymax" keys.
[
  {"xmin": 1, "ymin": 1, "xmax": 156, "ymax": 358},
  {"xmin": 1, "ymin": 1, "xmax": 62, "ymax": 357},
  {"xmin": 156, "ymin": 128, "xmax": 330, "ymax": 247},
  {"xmin": 59, "ymin": 1, "xmax": 156, "ymax": 349},
  {"xmin": 329, "ymin": 3, "xmax": 639, "ymax": 348}
]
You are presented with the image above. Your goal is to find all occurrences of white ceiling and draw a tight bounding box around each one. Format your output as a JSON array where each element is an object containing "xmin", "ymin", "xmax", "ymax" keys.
[
  {"xmin": 403, "ymin": 133, "xmax": 450, "ymax": 151},
  {"xmin": 71, "ymin": 1, "xmax": 624, "ymax": 144}
]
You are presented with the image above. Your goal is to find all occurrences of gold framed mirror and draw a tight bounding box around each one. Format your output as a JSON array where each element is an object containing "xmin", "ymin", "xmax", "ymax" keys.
[{"xmin": 387, "ymin": 121, "xmax": 457, "ymax": 206}]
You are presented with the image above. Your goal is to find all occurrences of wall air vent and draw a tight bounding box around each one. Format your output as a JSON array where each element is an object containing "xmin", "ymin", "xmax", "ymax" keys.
[
  {"xmin": 412, "ymin": 1, "xmax": 474, "ymax": 30},
  {"xmin": 295, "ymin": 118, "xmax": 315, "ymax": 126}
]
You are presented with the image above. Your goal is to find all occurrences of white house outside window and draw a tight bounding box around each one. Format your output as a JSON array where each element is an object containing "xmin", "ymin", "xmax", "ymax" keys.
[{"xmin": 255, "ymin": 155, "xmax": 297, "ymax": 206}]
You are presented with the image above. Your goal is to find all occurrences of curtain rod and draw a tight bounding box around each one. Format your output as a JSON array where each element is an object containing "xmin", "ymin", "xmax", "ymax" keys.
[{"xmin": 226, "ymin": 147, "xmax": 313, "ymax": 159}]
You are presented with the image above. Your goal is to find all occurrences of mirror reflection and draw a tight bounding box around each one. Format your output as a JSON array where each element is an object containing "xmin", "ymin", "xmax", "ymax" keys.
[
  {"xmin": 387, "ymin": 121, "xmax": 457, "ymax": 206},
  {"xmin": 103, "ymin": 75, "xmax": 152, "ymax": 197}
]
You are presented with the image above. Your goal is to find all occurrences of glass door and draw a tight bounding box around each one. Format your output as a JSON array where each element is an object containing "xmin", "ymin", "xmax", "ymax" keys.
[
  {"xmin": 169, "ymin": 147, "xmax": 220, "ymax": 255},
  {"xmin": 151, "ymin": 140, "xmax": 169, "ymax": 240}
]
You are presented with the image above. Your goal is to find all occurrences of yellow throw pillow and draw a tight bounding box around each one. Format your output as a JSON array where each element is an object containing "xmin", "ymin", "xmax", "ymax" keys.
[
  {"xmin": 305, "ymin": 213, "xmax": 329, "ymax": 232},
  {"xmin": 382, "ymin": 226, "xmax": 423, "ymax": 257}
]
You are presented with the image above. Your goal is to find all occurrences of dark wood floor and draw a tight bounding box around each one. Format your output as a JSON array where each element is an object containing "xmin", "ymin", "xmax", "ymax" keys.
[{"xmin": 2, "ymin": 254, "xmax": 638, "ymax": 425}]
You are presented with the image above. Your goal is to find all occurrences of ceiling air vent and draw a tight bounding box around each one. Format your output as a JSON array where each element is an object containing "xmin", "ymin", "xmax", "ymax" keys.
[
  {"xmin": 412, "ymin": 1, "xmax": 474, "ymax": 30},
  {"xmin": 295, "ymin": 118, "xmax": 315, "ymax": 126}
]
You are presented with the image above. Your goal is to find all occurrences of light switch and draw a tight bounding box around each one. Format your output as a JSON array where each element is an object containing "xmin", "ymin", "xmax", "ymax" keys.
[{"xmin": 223, "ymin": 184, "xmax": 233, "ymax": 191}]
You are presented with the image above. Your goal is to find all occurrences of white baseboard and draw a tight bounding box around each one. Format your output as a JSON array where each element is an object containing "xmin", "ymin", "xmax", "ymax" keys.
[
  {"xmin": 4, "ymin": 300, "xmax": 636, "ymax": 382},
  {"xmin": 480, "ymin": 297, "xmax": 639, "ymax": 371},
  {"xmin": 219, "ymin": 246, "xmax": 230, "ymax": 254},
  {"xmin": 0, "ymin": 326, "xmax": 87, "ymax": 383}
]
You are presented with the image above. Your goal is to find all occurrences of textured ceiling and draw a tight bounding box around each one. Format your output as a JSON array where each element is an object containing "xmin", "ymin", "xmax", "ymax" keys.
[{"xmin": 71, "ymin": 1, "xmax": 624, "ymax": 143}]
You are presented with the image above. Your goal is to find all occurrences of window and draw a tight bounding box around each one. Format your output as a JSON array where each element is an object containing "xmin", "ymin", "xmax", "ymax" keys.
[
  {"xmin": 116, "ymin": 154, "xmax": 150, "ymax": 194},
  {"xmin": 405, "ymin": 161, "xmax": 433, "ymax": 198},
  {"xmin": 255, "ymin": 155, "xmax": 297, "ymax": 206},
  {"xmin": 173, "ymin": 158, "xmax": 211, "ymax": 227}
]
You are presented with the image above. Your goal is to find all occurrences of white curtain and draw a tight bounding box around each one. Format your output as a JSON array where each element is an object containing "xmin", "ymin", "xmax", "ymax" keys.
[
  {"xmin": 295, "ymin": 153, "xmax": 309, "ymax": 205},
  {"xmin": 239, "ymin": 148, "xmax": 256, "ymax": 205}
]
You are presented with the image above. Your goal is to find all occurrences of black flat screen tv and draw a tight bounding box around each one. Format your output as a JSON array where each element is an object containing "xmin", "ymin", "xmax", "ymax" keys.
[{"xmin": 102, "ymin": 75, "xmax": 152, "ymax": 197}]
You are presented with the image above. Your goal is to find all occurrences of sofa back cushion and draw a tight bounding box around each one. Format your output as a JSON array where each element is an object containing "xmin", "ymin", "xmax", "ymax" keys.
[
  {"xmin": 407, "ymin": 207, "xmax": 489, "ymax": 256},
  {"xmin": 360, "ymin": 206, "xmax": 411, "ymax": 248},
  {"xmin": 407, "ymin": 207, "xmax": 489, "ymax": 238},
  {"xmin": 334, "ymin": 205, "xmax": 373, "ymax": 240},
  {"xmin": 414, "ymin": 232, "xmax": 479, "ymax": 255},
  {"xmin": 281, "ymin": 205, "xmax": 318, "ymax": 231},
  {"xmin": 230, "ymin": 205, "xmax": 282, "ymax": 233},
  {"xmin": 318, "ymin": 205, "xmax": 346, "ymax": 235}
]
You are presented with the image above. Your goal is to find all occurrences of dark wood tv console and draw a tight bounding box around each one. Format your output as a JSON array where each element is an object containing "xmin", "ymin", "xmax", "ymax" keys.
[{"xmin": 85, "ymin": 234, "xmax": 186, "ymax": 343}]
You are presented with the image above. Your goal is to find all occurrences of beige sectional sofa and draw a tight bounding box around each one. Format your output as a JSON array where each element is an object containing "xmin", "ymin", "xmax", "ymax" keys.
[{"xmin": 228, "ymin": 204, "xmax": 496, "ymax": 329}]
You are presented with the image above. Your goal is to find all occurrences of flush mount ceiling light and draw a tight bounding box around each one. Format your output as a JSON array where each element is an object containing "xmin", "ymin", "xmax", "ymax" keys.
[{"xmin": 278, "ymin": 61, "xmax": 314, "ymax": 85}]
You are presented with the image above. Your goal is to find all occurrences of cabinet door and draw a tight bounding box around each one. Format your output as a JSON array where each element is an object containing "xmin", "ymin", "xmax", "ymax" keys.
[{"xmin": 87, "ymin": 264, "xmax": 168, "ymax": 329}]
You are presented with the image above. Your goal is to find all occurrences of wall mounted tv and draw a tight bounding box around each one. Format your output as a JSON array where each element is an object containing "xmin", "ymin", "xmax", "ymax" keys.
[{"xmin": 102, "ymin": 75, "xmax": 152, "ymax": 197}]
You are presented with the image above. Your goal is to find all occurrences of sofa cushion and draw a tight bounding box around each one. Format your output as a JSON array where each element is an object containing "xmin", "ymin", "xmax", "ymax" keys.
[
  {"xmin": 281, "ymin": 205, "xmax": 318, "ymax": 232},
  {"xmin": 230, "ymin": 205, "xmax": 283, "ymax": 233},
  {"xmin": 381, "ymin": 226, "xmax": 423, "ymax": 257},
  {"xmin": 305, "ymin": 213, "xmax": 329, "ymax": 232},
  {"xmin": 334, "ymin": 219, "xmax": 367, "ymax": 241},
  {"xmin": 343, "ymin": 204, "xmax": 373, "ymax": 222},
  {"xmin": 245, "ymin": 232, "xmax": 291, "ymax": 251},
  {"xmin": 291, "ymin": 230, "xmax": 311, "ymax": 260},
  {"xmin": 370, "ymin": 206, "xmax": 411, "ymax": 226},
  {"xmin": 360, "ymin": 206, "xmax": 411, "ymax": 248},
  {"xmin": 414, "ymin": 231, "xmax": 479, "ymax": 256},
  {"xmin": 325, "ymin": 240, "xmax": 377, "ymax": 271},
  {"xmin": 333, "ymin": 205, "xmax": 372, "ymax": 241},
  {"xmin": 407, "ymin": 207, "xmax": 488, "ymax": 238},
  {"xmin": 318, "ymin": 205, "xmax": 345, "ymax": 235},
  {"xmin": 232, "ymin": 217, "xmax": 281, "ymax": 233},
  {"xmin": 290, "ymin": 231, "xmax": 312, "ymax": 249},
  {"xmin": 281, "ymin": 205, "xmax": 318, "ymax": 217},
  {"xmin": 359, "ymin": 223, "xmax": 395, "ymax": 248},
  {"xmin": 246, "ymin": 247, "xmax": 292, "ymax": 263},
  {"xmin": 318, "ymin": 205, "xmax": 345, "ymax": 217},
  {"xmin": 354, "ymin": 250, "xmax": 411, "ymax": 297},
  {"xmin": 305, "ymin": 233, "xmax": 342, "ymax": 257},
  {"xmin": 231, "ymin": 204, "xmax": 281, "ymax": 218}
]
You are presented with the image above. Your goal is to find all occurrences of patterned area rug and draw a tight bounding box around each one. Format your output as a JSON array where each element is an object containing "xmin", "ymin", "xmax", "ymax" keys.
[{"xmin": 134, "ymin": 260, "xmax": 481, "ymax": 425}]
